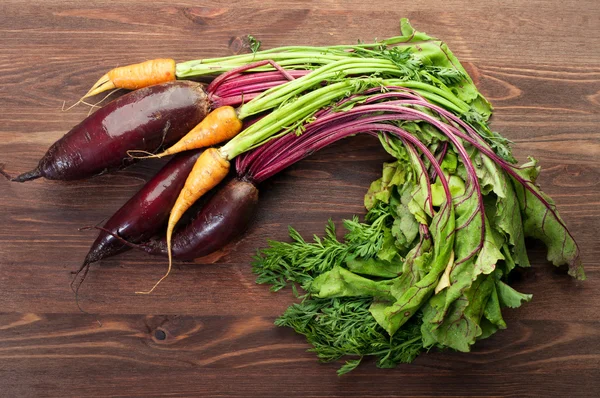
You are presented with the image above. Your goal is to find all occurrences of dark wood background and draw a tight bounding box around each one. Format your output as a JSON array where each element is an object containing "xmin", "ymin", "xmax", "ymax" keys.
[{"xmin": 1, "ymin": 1, "xmax": 599, "ymax": 396}]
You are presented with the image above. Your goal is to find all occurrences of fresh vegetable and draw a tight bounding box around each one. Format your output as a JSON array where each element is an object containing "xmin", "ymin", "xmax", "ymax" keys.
[
  {"xmin": 69, "ymin": 21, "xmax": 503, "ymax": 283},
  {"xmin": 83, "ymin": 58, "xmax": 176, "ymax": 99},
  {"xmin": 73, "ymin": 68, "xmax": 328, "ymax": 268},
  {"xmin": 126, "ymin": 23, "xmax": 496, "ymax": 162},
  {"xmin": 14, "ymin": 66, "xmax": 307, "ymax": 182},
  {"xmin": 13, "ymin": 81, "xmax": 209, "ymax": 182},
  {"xmin": 128, "ymin": 106, "xmax": 243, "ymax": 159},
  {"xmin": 83, "ymin": 19, "xmax": 492, "ymax": 125},
  {"xmin": 161, "ymin": 177, "xmax": 258, "ymax": 260},
  {"xmin": 102, "ymin": 178, "xmax": 259, "ymax": 261},
  {"xmin": 252, "ymin": 87, "xmax": 583, "ymax": 374},
  {"xmin": 96, "ymin": 101, "xmax": 393, "ymax": 262},
  {"xmin": 138, "ymin": 148, "xmax": 230, "ymax": 293},
  {"xmin": 156, "ymin": 69, "xmax": 479, "ymax": 270},
  {"xmin": 78, "ymin": 149, "xmax": 203, "ymax": 276},
  {"xmin": 141, "ymin": 19, "xmax": 501, "ymax": 292}
]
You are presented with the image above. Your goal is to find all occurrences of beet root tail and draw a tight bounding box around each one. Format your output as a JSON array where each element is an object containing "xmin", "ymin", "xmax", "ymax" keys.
[
  {"xmin": 69, "ymin": 260, "xmax": 102, "ymax": 326},
  {"xmin": 92, "ymin": 226, "xmax": 157, "ymax": 254},
  {"xmin": 71, "ymin": 260, "xmax": 91, "ymax": 293},
  {"xmin": 12, "ymin": 168, "xmax": 42, "ymax": 182}
]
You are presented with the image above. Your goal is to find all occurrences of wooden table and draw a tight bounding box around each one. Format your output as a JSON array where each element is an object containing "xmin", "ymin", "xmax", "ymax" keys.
[{"xmin": 1, "ymin": 1, "xmax": 598, "ymax": 396}]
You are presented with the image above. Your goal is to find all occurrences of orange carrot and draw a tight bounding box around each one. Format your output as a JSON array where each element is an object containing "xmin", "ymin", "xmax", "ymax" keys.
[
  {"xmin": 136, "ymin": 147, "xmax": 230, "ymax": 294},
  {"xmin": 128, "ymin": 106, "xmax": 243, "ymax": 159},
  {"xmin": 83, "ymin": 59, "xmax": 176, "ymax": 99}
]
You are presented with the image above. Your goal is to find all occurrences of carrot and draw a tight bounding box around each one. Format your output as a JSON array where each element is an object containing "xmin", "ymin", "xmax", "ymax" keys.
[
  {"xmin": 83, "ymin": 59, "xmax": 176, "ymax": 99},
  {"xmin": 128, "ymin": 106, "xmax": 243, "ymax": 159},
  {"xmin": 136, "ymin": 147, "xmax": 230, "ymax": 294}
]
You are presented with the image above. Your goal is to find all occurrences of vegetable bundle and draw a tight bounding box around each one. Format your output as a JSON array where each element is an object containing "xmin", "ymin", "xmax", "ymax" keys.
[
  {"xmin": 9, "ymin": 19, "xmax": 583, "ymax": 373},
  {"xmin": 252, "ymin": 87, "xmax": 583, "ymax": 373}
]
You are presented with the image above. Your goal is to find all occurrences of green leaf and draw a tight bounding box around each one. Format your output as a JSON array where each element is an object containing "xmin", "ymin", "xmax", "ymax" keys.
[
  {"xmin": 421, "ymin": 274, "xmax": 495, "ymax": 352},
  {"xmin": 479, "ymin": 318, "xmax": 500, "ymax": 340},
  {"xmin": 426, "ymin": 178, "xmax": 488, "ymax": 323},
  {"xmin": 406, "ymin": 141, "xmax": 434, "ymax": 219},
  {"xmin": 364, "ymin": 161, "xmax": 407, "ymax": 210},
  {"xmin": 402, "ymin": 121, "xmax": 447, "ymax": 146},
  {"xmin": 474, "ymin": 217, "xmax": 505, "ymax": 276},
  {"xmin": 431, "ymin": 174, "xmax": 465, "ymax": 206},
  {"xmin": 337, "ymin": 359, "xmax": 362, "ymax": 375},
  {"xmin": 391, "ymin": 203, "xmax": 419, "ymax": 248},
  {"xmin": 398, "ymin": 18, "xmax": 492, "ymax": 120},
  {"xmin": 496, "ymin": 279, "xmax": 532, "ymax": 309},
  {"xmin": 452, "ymin": 185, "xmax": 485, "ymax": 266},
  {"xmin": 343, "ymin": 213, "xmax": 390, "ymax": 259},
  {"xmin": 512, "ymin": 158, "xmax": 584, "ymax": 280},
  {"xmin": 500, "ymin": 244, "xmax": 517, "ymax": 274},
  {"xmin": 309, "ymin": 266, "xmax": 396, "ymax": 300},
  {"xmin": 430, "ymin": 214, "xmax": 503, "ymax": 326},
  {"xmin": 379, "ymin": 132, "xmax": 410, "ymax": 162},
  {"xmin": 377, "ymin": 227, "xmax": 400, "ymax": 262},
  {"xmin": 474, "ymin": 150, "xmax": 529, "ymax": 269},
  {"xmin": 246, "ymin": 35, "xmax": 262, "ymax": 54},
  {"xmin": 378, "ymin": 134, "xmax": 432, "ymax": 220},
  {"xmin": 376, "ymin": 225, "xmax": 434, "ymax": 314},
  {"xmin": 365, "ymin": 178, "xmax": 385, "ymax": 210},
  {"xmin": 482, "ymin": 278, "xmax": 507, "ymax": 330},
  {"xmin": 382, "ymin": 200, "xmax": 455, "ymax": 335},
  {"xmin": 345, "ymin": 256, "xmax": 403, "ymax": 278},
  {"xmin": 252, "ymin": 221, "xmax": 349, "ymax": 290}
]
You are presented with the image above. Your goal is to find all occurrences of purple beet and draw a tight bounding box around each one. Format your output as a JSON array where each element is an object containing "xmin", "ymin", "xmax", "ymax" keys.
[
  {"xmin": 135, "ymin": 178, "xmax": 259, "ymax": 261},
  {"xmin": 82, "ymin": 149, "xmax": 203, "ymax": 271},
  {"xmin": 13, "ymin": 81, "xmax": 210, "ymax": 182}
]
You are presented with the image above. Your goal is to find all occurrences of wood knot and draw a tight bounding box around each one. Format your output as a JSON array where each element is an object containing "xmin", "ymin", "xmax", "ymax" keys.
[
  {"xmin": 154, "ymin": 329, "xmax": 167, "ymax": 341},
  {"xmin": 144, "ymin": 315, "xmax": 204, "ymax": 345}
]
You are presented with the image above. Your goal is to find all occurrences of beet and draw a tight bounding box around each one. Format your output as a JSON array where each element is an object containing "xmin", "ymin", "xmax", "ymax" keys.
[
  {"xmin": 13, "ymin": 81, "xmax": 210, "ymax": 182},
  {"xmin": 83, "ymin": 149, "xmax": 204, "ymax": 267},
  {"xmin": 111, "ymin": 178, "xmax": 258, "ymax": 261}
]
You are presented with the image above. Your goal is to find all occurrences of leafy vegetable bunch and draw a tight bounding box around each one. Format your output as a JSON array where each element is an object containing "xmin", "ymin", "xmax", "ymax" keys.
[{"xmin": 252, "ymin": 76, "xmax": 583, "ymax": 375}]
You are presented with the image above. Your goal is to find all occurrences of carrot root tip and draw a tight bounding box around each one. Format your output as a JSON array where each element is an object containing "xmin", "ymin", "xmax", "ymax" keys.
[
  {"xmin": 134, "ymin": 274, "xmax": 170, "ymax": 295},
  {"xmin": 134, "ymin": 264, "xmax": 172, "ymax": 294},
  {"xmin": 12, "ymin": 168, "xmax": 42, "ymax": 183},
  {"xmin": 135, "ymin": 232, "xmax": 173, "ymax": 295},
  {"xmin": 83, "ymin": 74, "xmax": 116, "ymax": 99}
]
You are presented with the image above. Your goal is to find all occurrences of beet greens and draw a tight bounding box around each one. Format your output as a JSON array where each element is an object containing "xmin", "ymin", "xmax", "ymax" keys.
[{"xmin": 251, "ymin": 87, "xmax": 583, "ymax": 374}]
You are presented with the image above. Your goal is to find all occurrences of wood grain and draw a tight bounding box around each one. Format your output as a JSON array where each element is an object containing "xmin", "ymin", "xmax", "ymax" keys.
[{"xmin": 0, "ymin": 1, "xmax": 599, "ymax": 397}]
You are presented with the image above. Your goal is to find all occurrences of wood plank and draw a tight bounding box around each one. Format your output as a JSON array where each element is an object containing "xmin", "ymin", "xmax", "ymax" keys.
[{"xmin": 0, "ymin": 313, "xmax": 599, "ymax": 397}]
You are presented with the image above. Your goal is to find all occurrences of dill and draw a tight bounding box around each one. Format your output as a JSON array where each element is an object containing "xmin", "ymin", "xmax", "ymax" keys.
[{"xmin": 276, "ymin": 297, "xmax": 423, "ymax": 375}]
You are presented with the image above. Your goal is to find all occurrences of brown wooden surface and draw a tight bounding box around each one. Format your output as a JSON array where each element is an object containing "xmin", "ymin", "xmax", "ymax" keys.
[{"xmin": 1, "ymin": 1, "xmax": 599, "ymax": 396}]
